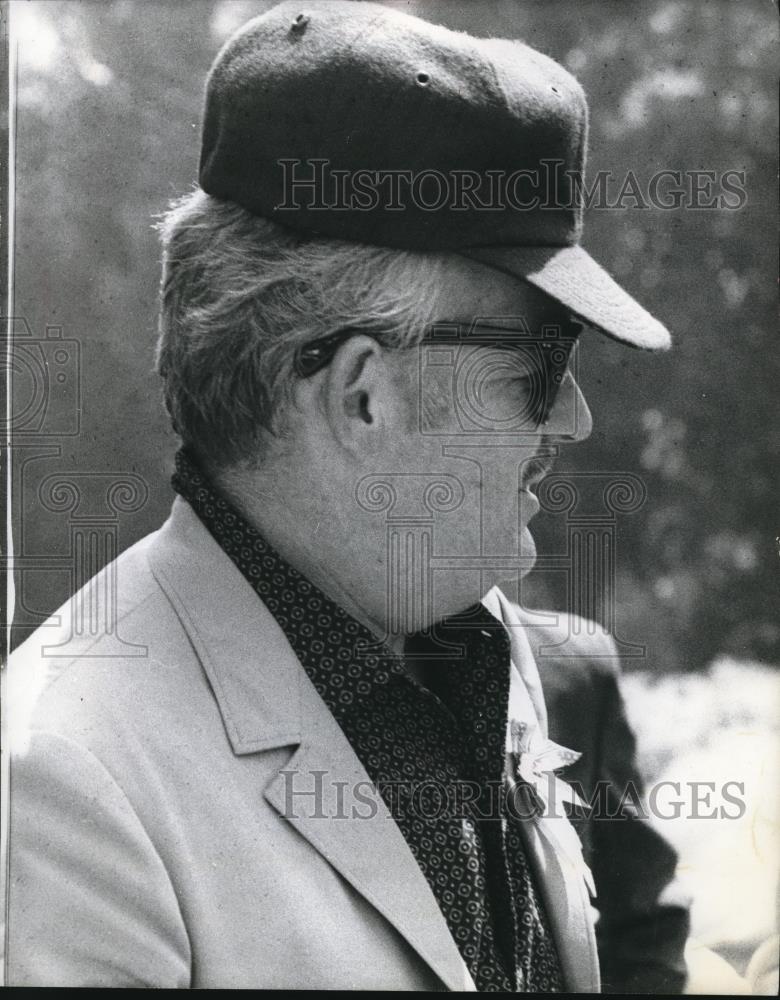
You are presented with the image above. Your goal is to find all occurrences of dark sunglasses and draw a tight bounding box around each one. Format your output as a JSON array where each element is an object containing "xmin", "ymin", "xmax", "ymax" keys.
[{"xmin": 294, "ymin": 314, "xmax": 583, "ymax": 426}]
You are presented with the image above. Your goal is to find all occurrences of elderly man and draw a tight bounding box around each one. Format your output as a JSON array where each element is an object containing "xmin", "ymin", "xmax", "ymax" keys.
[{"xmin": 6, "ymin": 1, "xmax": 688, "ymax": 991}]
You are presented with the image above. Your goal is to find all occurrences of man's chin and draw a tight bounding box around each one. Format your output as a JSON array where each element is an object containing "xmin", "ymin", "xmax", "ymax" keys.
[
  {"xmin": 520, "ymin": 524, "xmax": 537, "ymax": 566},
  {"xmin": 483, "ymin": 527, "xmax": 537, "ymax": 596}
]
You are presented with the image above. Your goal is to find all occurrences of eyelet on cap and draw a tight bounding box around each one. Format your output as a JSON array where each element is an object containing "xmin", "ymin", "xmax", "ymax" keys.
[
  {"xmin": 290, "ymin": 12, "xmax": 310, "ymax": 35},
  {"xmin": 415, "ymin": 71, "xmax": 431, "ymax": 86}
]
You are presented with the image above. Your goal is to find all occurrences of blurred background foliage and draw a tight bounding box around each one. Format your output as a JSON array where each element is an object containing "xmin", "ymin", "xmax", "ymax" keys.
[{"xmin": 10, "ymin": 0, "xmax": 779, "ymax": 674}]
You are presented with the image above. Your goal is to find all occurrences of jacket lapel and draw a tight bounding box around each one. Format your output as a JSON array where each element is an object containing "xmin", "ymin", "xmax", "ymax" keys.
[
  {"xmin": 263, "ymin": 740, "xmax": 475, "ymax": 991},
  {"xmin": 482, "ymin": 587, "xmax": 601, "ymax": 993},
  {"xmin": 519, "ymin": 812, "xmax": 601, "ymax": 992},
  {"xmin": 148, "ymin": 498, "xmax": 474, "ymax": 991}
]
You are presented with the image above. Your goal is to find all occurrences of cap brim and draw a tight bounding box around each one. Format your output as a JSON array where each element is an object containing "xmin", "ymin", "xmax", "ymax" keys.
[{"xmin": 459, "ymin": 244, "xmax": 671, "ymax": 351}]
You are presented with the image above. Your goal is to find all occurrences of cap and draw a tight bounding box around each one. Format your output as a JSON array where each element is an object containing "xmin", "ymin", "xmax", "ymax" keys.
[{"xmin": 199, "ymin": 0, "xmax": 670, "ymax": 350}]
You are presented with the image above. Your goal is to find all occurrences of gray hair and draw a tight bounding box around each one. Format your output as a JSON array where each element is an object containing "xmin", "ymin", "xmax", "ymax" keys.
[{"xmin": 155, "ymin": 189, "xmax": 447, "ymax": 469}]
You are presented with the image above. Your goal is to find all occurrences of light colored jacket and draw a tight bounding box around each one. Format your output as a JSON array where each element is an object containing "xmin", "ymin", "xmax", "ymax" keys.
[{"xmin": 3, "ymin": 497, "xmax": 599, "ymax": 990}]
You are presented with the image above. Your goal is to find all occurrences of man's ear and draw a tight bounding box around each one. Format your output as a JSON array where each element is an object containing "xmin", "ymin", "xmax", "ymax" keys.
[{"xmin": 317, "ymin": 334, "xmax": 404, "ymax": 454}]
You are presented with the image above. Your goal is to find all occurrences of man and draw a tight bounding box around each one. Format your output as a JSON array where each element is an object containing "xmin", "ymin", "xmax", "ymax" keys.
[{"xmin": 5, "ymin": 1, "xmax": 688, "ymax": 990}]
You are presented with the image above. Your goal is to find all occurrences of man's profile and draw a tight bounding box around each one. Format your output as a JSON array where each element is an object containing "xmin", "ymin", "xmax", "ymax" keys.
[{"xmin": 5, "ymin": 1, "xmax": 688, "ymax": 990}]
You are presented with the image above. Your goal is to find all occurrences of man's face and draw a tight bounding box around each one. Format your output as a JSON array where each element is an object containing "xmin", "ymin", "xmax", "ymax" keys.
[{"xmin": 378, "ymin": 256, "xmax": 593, "ymax": 618}]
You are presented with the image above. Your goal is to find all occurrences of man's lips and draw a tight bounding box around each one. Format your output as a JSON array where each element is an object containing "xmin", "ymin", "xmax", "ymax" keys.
[{"xmin": 519, "ymin": 456, "xmax": 554, "ymax": 523}]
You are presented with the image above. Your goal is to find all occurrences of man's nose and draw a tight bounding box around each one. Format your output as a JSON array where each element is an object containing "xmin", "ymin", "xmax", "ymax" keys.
[{"xmin": 541, "ymin": 371, "xmax": 593, "ymax": 442}]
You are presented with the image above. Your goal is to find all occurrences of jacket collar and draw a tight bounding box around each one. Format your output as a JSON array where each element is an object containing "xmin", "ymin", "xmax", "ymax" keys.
[{"xmin": 148, "ymin": 497, "xmax": 304, "ymax": 752}]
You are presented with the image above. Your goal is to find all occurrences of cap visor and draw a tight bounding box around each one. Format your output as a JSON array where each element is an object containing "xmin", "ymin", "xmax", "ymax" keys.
[{"xmin": 459, "ymin": 244, "xmax": 671, "ymax": 351}]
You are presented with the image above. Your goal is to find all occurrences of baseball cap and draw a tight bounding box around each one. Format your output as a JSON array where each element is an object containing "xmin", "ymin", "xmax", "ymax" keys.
[{"xmin": 199, "ymin": 0, "xmax": 671, "ymax": 350}]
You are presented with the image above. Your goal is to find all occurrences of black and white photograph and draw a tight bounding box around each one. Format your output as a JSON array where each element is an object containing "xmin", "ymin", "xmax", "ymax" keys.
[{"xmin": 1, "ymin": 0, "xmax": 778, "ymax": 991}]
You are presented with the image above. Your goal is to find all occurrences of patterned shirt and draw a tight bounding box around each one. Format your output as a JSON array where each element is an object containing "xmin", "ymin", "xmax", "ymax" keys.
[{"xmin": 173, "ymin": 449, "xmax": 563, "ymax": 992}]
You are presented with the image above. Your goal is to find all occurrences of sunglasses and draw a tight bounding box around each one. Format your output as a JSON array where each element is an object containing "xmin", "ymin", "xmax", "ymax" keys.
[{"xmin": 294, "ymin": 314, "xmax": 584, "ymax": 426}]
